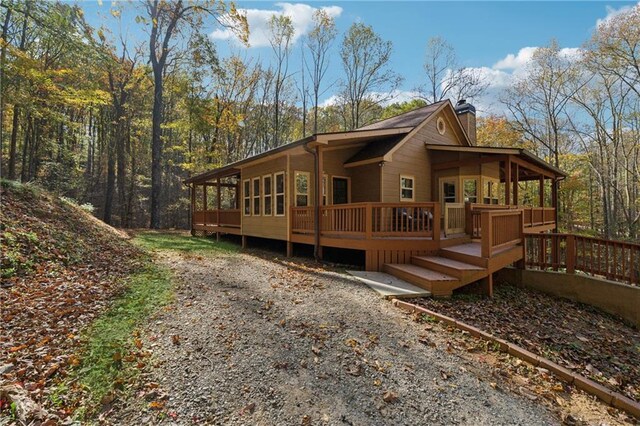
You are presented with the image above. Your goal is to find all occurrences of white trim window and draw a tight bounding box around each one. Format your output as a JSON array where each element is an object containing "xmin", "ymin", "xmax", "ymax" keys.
[
  {"xmin": 252, "ymin": 177, "xmax": 261, "ymax": 215},
  {"xmin": 295, "ymin": 171, "xmax": 310, "ymax": 207},
  {"xmin": 243, "ymin": 179, "xmax": 251, "ymax": 216},
  {"xmin": 263, "ymin": 174, "xmax": 273, "ymax": 216},
  {"xmin": 463, "ymin": 178, "xmax": 478, "ymax": 203},
  {"xmin": 400, "ymin": 175, "xmax": 415, "ymax": 201},
  {"xmin": 483, "ymin": 178, "xmax": 499, "ymax": 205},
  {"xmin": 275, "ymin": 172, "xmax": 285, "ymax": 216},
  {"xmin": 322, "ymin": 174, "xmax": 328, "ymax": 205}
]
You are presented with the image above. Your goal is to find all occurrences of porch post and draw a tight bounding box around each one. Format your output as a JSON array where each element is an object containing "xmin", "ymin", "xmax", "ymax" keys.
[
  {"xmin": 539, "ymin": 176, "xmax": 545, "ymax": 207},
  {"xmin": 504, "ymin": 157, "xmax": 511, "ymax": 205},
  {"xmin": 216, "ymin": 178, "xmax": 221, "ymax": 226},
  {"xmin": 203, "ymin": 184, "xmax": 208, "ymax": 216},
  {"xmin": 316, "ymin": 147, "xmax": 324, "ymax": 260},
  {"xmin": 190, "ymin": 183, "xmax": 196, "ymax": 235},
  {"xmin": 551, "ymin": 178, "xmax": 558, "ymax": 232},
  {"xmin": 513, "ymin": 163, "xmax": 519, "ymax": 206}
]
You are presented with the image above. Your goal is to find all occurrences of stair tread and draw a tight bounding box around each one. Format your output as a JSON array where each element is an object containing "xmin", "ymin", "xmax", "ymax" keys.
[
  {"xmin": 441, "ymin": 242, "xmax": 518, "ymax": 258},
  {"xmin": 385, "ymin": 264, "xmax": 458, "ymax": 281},
  {"xmin": 413, "ymin": 256, "xmax": 485, "ymax": 271}
]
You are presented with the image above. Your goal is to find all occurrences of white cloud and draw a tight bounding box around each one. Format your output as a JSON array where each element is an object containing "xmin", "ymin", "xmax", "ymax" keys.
[
  {"xmin": 211, "ymin": 3, "xmax": 342, "ymax": 48},
  {"xmin": 596, "ymin": 2, "xmax": 640, "ymax": 27},
  {"xmin": 320, "ymin": 90, "xmax": 421, "ymax": 108},
  {"xmin": 492, "ymin": 46, "xmax": 538, "ymax": 70}
]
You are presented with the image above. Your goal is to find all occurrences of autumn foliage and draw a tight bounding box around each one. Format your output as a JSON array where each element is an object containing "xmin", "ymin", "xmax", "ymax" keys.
[{"xmin": 0, "ymin": 180, "xmax": 144, "ymax": 418}]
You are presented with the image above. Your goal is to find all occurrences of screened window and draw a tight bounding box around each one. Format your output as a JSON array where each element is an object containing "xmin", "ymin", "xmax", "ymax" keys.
[
  {"xmin": 275, "ymin": 172, "xmax": 285, "ymax": 216},
  {"xmin": 253, "ymin": 177, "xmax": 261, "ymax": 215},
  {"xmin": 263, "ymin": 175, "xmax": 272, "ymax": 216},
  {"xmin": 243, "ymin": 179, "xmax": 251, "ymax": 216},
  {"xmin": 483, "ymin": 179, "xmax": 499, "ymax": 204},
  {"xmin": 443, "ymin": 181, "xmax": 456, "ymax": 203},
  {"xmin": 463, "ymin": 179, "xmax": 478, "ymax": 203},
  {"xmin": 295, "ymin": 172, "xmax": 310, "ymax": 207},
  {"xmin": 400, "ymin": 175, "xmax": 415, "ymax": 201}
]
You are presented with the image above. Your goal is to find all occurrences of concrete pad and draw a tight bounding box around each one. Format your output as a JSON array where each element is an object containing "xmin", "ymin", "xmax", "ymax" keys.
[{"xmin": 347, "ymin": 270, "xmax": 431, "ymax": 299}]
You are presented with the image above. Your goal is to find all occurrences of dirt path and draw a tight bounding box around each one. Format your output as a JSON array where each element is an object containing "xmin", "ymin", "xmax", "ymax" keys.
[{"xmin": 111, "ymin": 244, "xmax": 566, "ymax": 425}]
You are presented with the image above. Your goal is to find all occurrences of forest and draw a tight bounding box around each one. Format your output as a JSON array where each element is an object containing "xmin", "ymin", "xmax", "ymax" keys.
[{"xmin": 0, "ymin": 0, "xmax": 638, "ymax": 241}]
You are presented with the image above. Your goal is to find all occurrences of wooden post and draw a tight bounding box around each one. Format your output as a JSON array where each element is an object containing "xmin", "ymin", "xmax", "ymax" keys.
[
  {"xmin": 242, "ymin": 235, "xmax": 247, "ymax": 249},
  {"xmin": 566, "ymin": 234, "xmax": 576, "ymax": 274},
  {"xmin": 433, "ymin": 203, "xmax": 441, "ymax": 242},
  {"xmin": 551, "ymin": 178, "xmax": 558, "ymax": 232},
  {"xmin": 190, "ymin": 183, "xmax": 196, "ymax": 235},
  {"xmin": 504, "ymin": 158, "xmax": 511, "ymax": 206},
  {"xmin": 481, "ymin": 211, "xmax": 492, "ymax": 258},
  {"xmin": 539, "ymin": 176, "xmax": 545, "ymax": 207},
  {"xmin": 479, "ymin": 273, "xmax": 493, "ymax": 298},
  {"xmin": 203, "ymin": 184, "xmax": 208, "ymax": 218},
  {"xmin": 513, "ymin": 163, "xmax": 519, "ymax": 206},
  {"xmin": 286, "ymin": 242, "xmax": 293, "ymax": 257},
  {"xmin": 216, "ymin": 178, "xmax": 221, "ymax": 226},
  {"xmin": 365, "ymin": 203, "xmax": 372, "ymax": 240}
]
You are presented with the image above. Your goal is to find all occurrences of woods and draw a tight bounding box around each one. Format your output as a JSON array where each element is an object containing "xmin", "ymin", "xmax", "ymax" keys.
[{"xmin": 0, "ymin": 0, "xmax": 638, "ymax": 241}]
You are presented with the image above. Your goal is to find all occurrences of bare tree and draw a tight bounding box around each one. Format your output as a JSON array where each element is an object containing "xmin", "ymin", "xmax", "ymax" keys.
[
  {"xmin": 144, "ymin": 0, "xmax": 247, "ymax": 228},
  {"xmin": 304, "ymin": 9, "xmax": 336, "ymax": 134},
  {"xmin": 267, "ymin": 14, "xmax": 293, "ymax": 147},
  {"xmin": 339, "ymin": 22, "xmax": 402, "ymax": 130},
  {"xmin": 419, "ymin": 36, "xmax": 488, "ymax": 104}
]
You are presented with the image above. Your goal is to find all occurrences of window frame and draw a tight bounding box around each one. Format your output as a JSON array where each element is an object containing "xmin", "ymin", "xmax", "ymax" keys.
[
  {"xmin": 294, "ymin": 171, "xmax": 311, "ymax": 207},
  {"xmin": 243, "ymin": 179, "xmax": 251, "ymax": 216},
  {"xmin": 252, "ymin": 177, "xmax": 261, "ymax": 216},
  {"xmin": 462, "ymin": 177, "xmax": 478, "ymax": 204},
  {"xmin": 482, "ymin": 177, "xmax": 500, "ymax": 205},
  {"xmin": 274, "ymin": 171, "xmax": 286, "ymax": 216},
  {"xmin": 263, "ymin": 174, "xmax": 273, "ymax": 216},
  {"xmin": 400, "ymin": 174, "xmax": 415, "ymax": 202}
]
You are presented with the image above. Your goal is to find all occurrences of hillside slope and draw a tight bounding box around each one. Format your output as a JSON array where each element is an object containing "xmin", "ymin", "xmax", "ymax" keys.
[{"xmin": 0, "ymin": 180, "xmax": 144, "ymax": 418}]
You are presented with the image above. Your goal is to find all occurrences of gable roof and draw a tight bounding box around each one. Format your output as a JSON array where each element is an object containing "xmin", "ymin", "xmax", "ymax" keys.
[
  {"xmin": 356, "ymin": 100, "xmax": 447, "ymax": 131},
  {"xmin": 344, "ymin": 134, "xmax": 408, "ymax": 165}
]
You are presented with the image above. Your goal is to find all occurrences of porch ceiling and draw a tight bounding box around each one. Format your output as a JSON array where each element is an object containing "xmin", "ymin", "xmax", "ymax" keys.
[{"xmin": 425, "ymin": 144, "xmax": 566, "ymax": 179}]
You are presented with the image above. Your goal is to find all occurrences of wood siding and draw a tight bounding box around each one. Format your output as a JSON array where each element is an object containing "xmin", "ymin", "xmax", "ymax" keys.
[
  {"xmin": 241, "ymin": 156, "xmax": 288, "ymax": 240},
  {"xmin": 382, "ymin": 111, "xmax": 464, "ymax": 203},
  {"xmin": 351, "ymin": 163, "xmax": 381, "ymax": 202}
]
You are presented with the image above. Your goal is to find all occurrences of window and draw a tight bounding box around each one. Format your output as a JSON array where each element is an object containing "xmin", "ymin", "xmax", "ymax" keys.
[
  {"xmin": 295, "ymin": 171, "xmax": 310, "ymax": 207},
  {"xmin": 263, "ymin": 175, "xmax": 272, "ymax": 216},
  {"xmin": 252, "ymin": 177, "xmax": 261, "ymax": 215},
  {"xmin": 243, "ymin": 179, "xmax": 251, "ymax": 216},
  {"xmin": 275, "ymin": 172, "xmax": 285, "ymax": 216},
  {"xmin": 400, "ymin": 175, "xmax": 415, "ymax": 201},
  {"xmin": 442, "ymin": 181, "xmax": 456, "ymax": 203},
  {"xmin": 463, "ymin": 178, "xmax": 478, "ymax": 203},
  {"xmin": 483, "ymin": 179, "xmax": 499, "ymax": 204},
  {"xmin": 322, "ymin": 175, "xmax": 328, "ymax": 206}
]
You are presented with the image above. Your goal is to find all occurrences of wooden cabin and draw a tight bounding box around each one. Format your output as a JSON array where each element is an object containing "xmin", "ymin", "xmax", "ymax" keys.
[{"xmin": 185, "ymin": 99, "xmax": 565, "ymax": 296}]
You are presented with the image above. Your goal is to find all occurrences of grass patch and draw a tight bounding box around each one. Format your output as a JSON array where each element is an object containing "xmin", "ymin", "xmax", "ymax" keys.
[
  {"xmin": 133, "ymin": 231, "xmax": 239, "ymax": 254},
  {"xmin": 73, "ymin": 262, "xmax": 172, "ymax": 415}
]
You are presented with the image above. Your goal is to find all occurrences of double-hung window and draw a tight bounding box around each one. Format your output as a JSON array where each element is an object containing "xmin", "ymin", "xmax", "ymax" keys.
[
  {"xmin": 243, "ymin": 180, "xmax": 251, "ymax": 216},
  {"xmin": 400, "ymin": 175, "xmax": 415, "ymax": 201},
  {"xmin": 295, "ymin": 171, "xmax": 310, "ymax": 207},
  {"xmin": 275, "ymin": 172, "xmax": 285, "ymax": 216},
  {"xmin": 252, "ymin": 177, "xmax": 261, "ymax": 215},
  {"xmin": 263, "ymin": 175, "xmax": 272, "ymax": 216}
]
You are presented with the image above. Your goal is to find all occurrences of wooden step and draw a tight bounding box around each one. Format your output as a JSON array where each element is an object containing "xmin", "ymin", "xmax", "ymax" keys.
[
  {"xmin": 383, "ymin": 263, "xmax": 459, "ymax": 296},
  {"xmin": 412, "ymin": 255, "xmax": 484, "ymax": 279},
  {"xmin": 439, "ymin": 243, "xmax": 488, "ymax": 268}
]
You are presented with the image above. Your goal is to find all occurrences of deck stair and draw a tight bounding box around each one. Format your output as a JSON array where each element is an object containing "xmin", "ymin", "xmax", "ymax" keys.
[{"xmin": 383, "ymin": 241, "xmax": 524, "ymax": 297}]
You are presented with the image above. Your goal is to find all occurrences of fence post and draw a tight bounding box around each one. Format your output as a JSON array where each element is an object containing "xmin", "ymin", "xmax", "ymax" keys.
[
  {"xmin": 365, "ymin": 203, "xmax": 372, "ymax": 240},
  {"xmin": 481, "ymin": 211, "xmax": 492, "ymax": 258},
  {"xmin": 433, "ymin": 203, "xmax": 441, "ymax": 242},
  {"xmin": 566, "ymin": 234, "xmax": 576, "ymax": 274}
]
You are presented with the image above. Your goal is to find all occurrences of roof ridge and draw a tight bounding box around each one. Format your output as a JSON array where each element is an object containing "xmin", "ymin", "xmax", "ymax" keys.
[{"xmin": 356, "ymin": 99, "xmax": 449, "ymax": 131}]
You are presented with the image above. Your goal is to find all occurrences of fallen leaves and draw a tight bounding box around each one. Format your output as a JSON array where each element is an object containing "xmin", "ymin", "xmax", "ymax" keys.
[{"xmin": 382, "ymin": 390, "xmax": 398, "ymax": 403}]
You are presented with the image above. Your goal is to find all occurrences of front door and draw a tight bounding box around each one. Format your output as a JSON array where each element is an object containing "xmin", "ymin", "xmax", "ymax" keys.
[{"xmin": 332, "ymin": 177, "xmax": 349, "ymax": 205}]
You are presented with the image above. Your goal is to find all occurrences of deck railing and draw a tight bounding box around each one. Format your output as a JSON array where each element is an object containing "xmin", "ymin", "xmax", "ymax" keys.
[
  {"xmin": 467, "ymin": 203, "xmax": 555, "ymax": 238},
  {"xmin": 444, "ymin": 203, "xmax": 465, "ymax": 236},
  {"xmin": 480, "ymin": 209, "xmax": 524, "ymax": 258},
  {"xmin": 291, "ymin": 202, "xmax": 440, "ymax": 240},
  {"xmin": 525, "ymin": 233, "xmax": 640, "ymax": 286},
  {"xmin": 193, "ymin": 209, "xmax": 241, "ymax": 227}
]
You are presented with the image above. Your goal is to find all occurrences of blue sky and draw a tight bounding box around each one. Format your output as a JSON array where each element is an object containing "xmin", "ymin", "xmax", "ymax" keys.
[{"xmin": 80, "ymin": 1, "xmax": 638, "ymax": 114}]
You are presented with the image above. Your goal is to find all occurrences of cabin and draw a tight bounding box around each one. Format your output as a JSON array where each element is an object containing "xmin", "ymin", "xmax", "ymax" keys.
[{"xmin": 185, "ymin": 99, "xmax": 566, "ymax": 296}]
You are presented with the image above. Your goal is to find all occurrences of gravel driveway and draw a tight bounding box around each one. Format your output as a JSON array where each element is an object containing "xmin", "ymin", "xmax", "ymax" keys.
[{"xmin": 113, "ymin": 246, "xmax": 558, "ymax": 425}]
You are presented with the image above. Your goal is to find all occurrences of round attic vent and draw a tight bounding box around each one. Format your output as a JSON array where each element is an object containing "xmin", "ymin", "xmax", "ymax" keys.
[{"xmin": 436, "ymin": 116, "xmax": 446, "ymax": 135}]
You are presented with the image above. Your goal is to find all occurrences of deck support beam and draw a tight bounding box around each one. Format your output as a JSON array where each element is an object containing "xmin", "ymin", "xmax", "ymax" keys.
[
  {"xmin": 286, "ymin": 242, "xmax": 293, "ymax": 257},
  {"xmin": 242, "ymin": 235, "xmax": 247, "ymax": 249},
  {"xmin": 479, "ymin": 273, "xmax": 493, "ymax": 298}
]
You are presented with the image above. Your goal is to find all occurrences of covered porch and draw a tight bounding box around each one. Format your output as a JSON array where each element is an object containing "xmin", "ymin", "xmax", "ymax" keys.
[{"xmin": 187, "ymin": 166, "xmax": 242, "ymax": 236}]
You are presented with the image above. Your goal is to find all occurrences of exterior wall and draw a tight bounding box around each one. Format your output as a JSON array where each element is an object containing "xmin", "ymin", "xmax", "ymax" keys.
[
  {"xmin": 382, "ymin": 111, "xmax": 464, "ymax": 203},
  {"xmin": 290, "ymin": 152, "xmax": 316, "ymax": 207},
  {"xmin": 351, "ymin": 163, "xmax": 381, "ymax": 203},
  {"xmin": 240, "ymin": 156, "xmax": 288, "ymax": 240},
  {"xmin": 432, "ymin": 151, "xmax": 502, "ymax": 204},
  {"xmin": 498, "ymin": 267, "xmax": 640, "ymax": 328},
  {"xmin": 321, "ymin": 146, "xmax": 361, "ymax": 204}
]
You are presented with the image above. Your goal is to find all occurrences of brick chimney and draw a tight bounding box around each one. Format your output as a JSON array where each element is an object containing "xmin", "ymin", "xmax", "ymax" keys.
[{"xmin": 454, "ymin": 99, "xmax": 476, "ymax": 145}]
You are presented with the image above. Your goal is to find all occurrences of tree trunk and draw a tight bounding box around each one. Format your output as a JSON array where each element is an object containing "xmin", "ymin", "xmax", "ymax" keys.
[
  {"xmin": 104, "ymin": 138, "xmax": 116, "ymax": 224},
  {"xmin": 150, "ymin": 71, "xmax": 163, "ymax": 228}
]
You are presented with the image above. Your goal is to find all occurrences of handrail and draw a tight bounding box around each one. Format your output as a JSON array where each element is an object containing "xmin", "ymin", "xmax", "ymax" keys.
[
  {"xmin": 467, "ymin": 203, "xmax": 556, "ymax": 237},
  {"xmin": 525, "ymin": 233, "xmax": 640, "ymax": 286},
  {"xmin": 480, "ymin": 209, "xmax": 524, "ymax": 258},
  {"xmin": 291, "ymin": 202, "xmax": 441, "ymax": 240}
]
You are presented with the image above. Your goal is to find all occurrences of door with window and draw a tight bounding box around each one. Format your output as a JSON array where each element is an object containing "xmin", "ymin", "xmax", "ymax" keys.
[
  {"xmin": 440, "ymin": 178, "xmax": 457, "ymax": 205},
  {"xmin": 332, "ymin": 177, "xmax": 349, "ymax": 205}
]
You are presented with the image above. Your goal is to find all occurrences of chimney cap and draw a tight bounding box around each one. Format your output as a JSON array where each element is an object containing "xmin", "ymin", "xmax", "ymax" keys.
[{"xmin": 454, "ymin": 99, "xmax": 475, "ymax": 115}]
